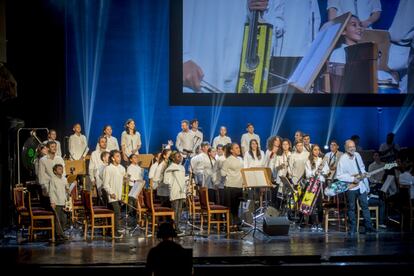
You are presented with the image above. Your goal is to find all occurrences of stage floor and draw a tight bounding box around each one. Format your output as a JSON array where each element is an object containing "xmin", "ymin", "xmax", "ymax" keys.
[{"xmin": 1, "ymin": 224, "xmax": 414, "ymax": 267}]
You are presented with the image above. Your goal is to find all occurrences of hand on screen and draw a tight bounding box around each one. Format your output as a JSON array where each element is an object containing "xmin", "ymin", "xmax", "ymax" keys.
[
  {"xmin": 183, "ymin": 60, "xmax": 204, "ymax": 92},
  {"xmin": 248, "ymin": 0, "xmax": 269, "ymax": 11}
]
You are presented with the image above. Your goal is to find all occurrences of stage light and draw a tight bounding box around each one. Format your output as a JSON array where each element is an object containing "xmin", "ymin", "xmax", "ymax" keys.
[
  {"xmin": 69, "ymin": 0, "xmax": 110, "ymax": 142},
  {"xmin": 209, "ymin": 93, "xmax": 225, "ymax": 143},
  {"xmin": 270, "ymin": 92, "xmax": 293, "ymax": 137},
  {"xmin": 392, "ymin": 95, "xmax": 414, "ymax": 134},
  {"xmin": 325, "ymin": 93, "xmax": 345, "ymax": 147},
  {"xmin": 324, "ymin": 145, "xmax": 329, "ymax": 150}
]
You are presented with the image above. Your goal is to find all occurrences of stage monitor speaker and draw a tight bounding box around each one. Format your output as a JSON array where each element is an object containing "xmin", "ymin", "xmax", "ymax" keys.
[{"xmin": 263, "ymin": 215, "xmax": 290, "ymax": 236}]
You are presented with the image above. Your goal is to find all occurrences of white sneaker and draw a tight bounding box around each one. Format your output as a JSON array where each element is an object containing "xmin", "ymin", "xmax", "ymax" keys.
[
  {"xmin": 311, "ymin": 225, "xmax": 317, "ymax": 232},
  {"xmin": 379, "ymin": 224, "xmax": 387, "ymax": 229}
]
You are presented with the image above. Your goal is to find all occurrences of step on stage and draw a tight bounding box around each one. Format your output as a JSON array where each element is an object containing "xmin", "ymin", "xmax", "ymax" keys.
[{"xmin": 1, "ymin": 225, "xmax": 414, "ymax": 274}]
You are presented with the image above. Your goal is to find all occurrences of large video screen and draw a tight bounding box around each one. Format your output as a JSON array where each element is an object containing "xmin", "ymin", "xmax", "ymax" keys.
[{"xmin": 170, "ymin": 0, "xmax": 413, "ymax": 106}]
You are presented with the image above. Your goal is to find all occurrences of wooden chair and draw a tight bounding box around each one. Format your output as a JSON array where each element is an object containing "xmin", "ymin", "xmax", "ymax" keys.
[
  {"xmin": 82, "ymin": 190, "xmax": 115, "ymax": 240},
  {"xmin": 26, "ymin": 192, "xmax": 55, "ymax": 242},
  {"xmin": 323, "ymin": 194, "xmax": 348, "ymax": 232},
  {"xmin": 137, "ymin": 190, "xmax": 147, "ymax": 227},
  {"xmin": 143, "ymin": 188, "xmax": 175, "ymax": 238},
  {"xmin": 14, "ymin": 187, "xmax": 30, "ymax": 229},
  {"xmin": 357, "ymin": 200, "xmax": 379, "ymax": 231},
  {"xmin": 199, "ymin": 187, "xmax": 230, "ymax": 236},
  {"xmin": 70, "ymin": 181, "xmax": 84, "ymax": 224}
]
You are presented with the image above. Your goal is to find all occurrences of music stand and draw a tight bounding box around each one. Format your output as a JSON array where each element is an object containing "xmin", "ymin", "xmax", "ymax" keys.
[{"xmin": 240, "ymin": 167, "xmax": 273, "ymax": 238}]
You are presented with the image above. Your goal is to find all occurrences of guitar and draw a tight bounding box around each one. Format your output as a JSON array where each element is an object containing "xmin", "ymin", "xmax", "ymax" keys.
[{"xmin": 324, "ymin": 162, "xmax": 398, "ymax": 197}]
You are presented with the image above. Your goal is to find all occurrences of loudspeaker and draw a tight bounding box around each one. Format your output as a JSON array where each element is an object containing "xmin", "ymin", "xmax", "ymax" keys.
[{"xmin": 263, "ymin": 215, "xmax": 290, "ymax": 236}]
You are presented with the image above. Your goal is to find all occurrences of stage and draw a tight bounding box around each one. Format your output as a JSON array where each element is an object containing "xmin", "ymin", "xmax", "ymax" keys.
[{"xmin": 2, "ymin": 225, "xmax": 414, "ymax": 274}]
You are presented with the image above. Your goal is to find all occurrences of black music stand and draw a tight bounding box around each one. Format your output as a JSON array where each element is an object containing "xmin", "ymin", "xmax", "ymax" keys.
[{"xmin": 240, "ymin": 167, "xmax": 273, "ymax": 238}]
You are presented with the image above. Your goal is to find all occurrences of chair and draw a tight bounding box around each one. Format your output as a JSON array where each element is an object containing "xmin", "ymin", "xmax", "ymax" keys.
[
  {"xmin": 357, "ymin": 200, "xmax": 379, "ymax": 231},
  {"xmin": 14, "ymin": 187, "xmax": 30, "ymax": 229},
  {"xmin": 400, "ymin": 185, "xmax": 414, "ymax": 231},
  {"xmin": 323, "ymin": 194, "xmax": 348, "ymax": 232},
  {"xmin": 199, "ymin": 187, "xmax": 230, "ymax": 236},
  {"xmin": 70, "ymin": 181, "xmax": 84, "ymax": 224},
  {"xmin": 143, "ymin": 188, "xmax": 175, "ymax": 238},
  {"xmin": 82, "ymin": 190, "xmax": 115, "ymax": 240},
  {"xmin": 26, "ymin": 192, "xmax": 55, "ymax": 242},
  {"xmin": 136, "ymin": 190, "xmax": 147, "ymax": 227}
]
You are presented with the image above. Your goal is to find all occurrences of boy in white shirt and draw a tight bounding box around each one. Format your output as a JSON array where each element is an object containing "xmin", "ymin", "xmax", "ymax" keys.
[{"xmin": 68, "ymin": 123, "xmax": 89, "ymax": 160}]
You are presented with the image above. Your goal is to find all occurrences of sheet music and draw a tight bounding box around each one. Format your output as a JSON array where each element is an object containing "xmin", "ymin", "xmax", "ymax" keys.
[
  {"xmin": 128, "ymin": 180, "xmax": 145, "ymax": 199},
  {"xmin": 244, "ymin": 170, "xmax": 269, "ymax": 187}
]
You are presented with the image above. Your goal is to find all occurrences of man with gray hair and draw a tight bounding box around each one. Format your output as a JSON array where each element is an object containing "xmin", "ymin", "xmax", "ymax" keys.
[{"xmin": 336, "ymin": 139, "xmax": 376, "ymax": 236}]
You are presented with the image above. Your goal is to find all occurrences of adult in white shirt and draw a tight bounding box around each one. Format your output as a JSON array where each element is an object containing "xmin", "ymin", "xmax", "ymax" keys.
[
  {"xmin": 96, "ymin": 125, "xmax": 119, "ymax": 152},
  {"xmin": 305, "ymin": 144, "xmax": 329, "ymax": 231},
  {"xmin": 121, "ymin": 119, "xmax": 142, "ymax": 163},
  {"xmin": 38, "ymin": 141, "xmax": 66, "ymax": 196},
  {"xmin": 241, "ymin": 123, "xmax": 261, "ymax": 155},
  {"xmin": 175, "ymin": 120, "xmax": 196, "ymax": 158},
  {"xmin": 183, "ymin": 0, "xmax": 282, "ymax": 92},
  {"xmin": 89, "ymin": 136, "xmax": 108, "ymax": 186},
  {"xmin": 212, "ymin": 126, "xmax": 232, "ymax": 149},
  {"xmin": 221, "ymin": 143, "xmax": 244, "ymax": 229},
  {"xmin": 190, "ymin": 119, "xmax": 203, "ymax": 153},
  {"xmin": 163, "ymin": 152, "xmax": 187, "ymax": 233},
  {"xmin": 323, "ymin": 139, "xmax": 343, "ymax": 182},
  {"xmin": 243, "ymin": 139, "xmax": 265, "ymax": 168},
  {"xmin": 68, "ymin": 123, "xmax": 89, "ymax": 160},
  {"xmin": 43, "ymin": 129, "xmax": 62, "ymax": 157},
  {"xmin": 103, "ymin": 150, "xmax": 126, "ymax": 236},
  {"xmin": 190, "ymin": 142, "xmax": 211, "ymax": 186},
  {"xmin": 388, "ymin": 0, "xmax": 414, "ymax": 94},
  {"xmin": 336, "ymin": 139, "xmax": 376, "ymax": 235},
  {"xmin": 288, "ymin": 140, "xmax": 309, "ymax": 185},
  {"xmin": 273, "ymin": 0, "xmax": 320, "ymax": 57},
  {"xmin": 327, "ymin": 0, "xmax": 381, "ymax": 29}
]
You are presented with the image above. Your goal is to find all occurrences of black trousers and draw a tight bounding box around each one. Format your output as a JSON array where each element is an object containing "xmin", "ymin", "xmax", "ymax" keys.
[
  {"xmin": 110, "ymin": 201, "xmax": 122, "ymax": 232},
  {"xmin": 54, "ymin": 205, "xmax": 67, "ymax": 237},
  {"xmin": 224, "ymin": 187, "xmax": 243, "ymax": 225}
]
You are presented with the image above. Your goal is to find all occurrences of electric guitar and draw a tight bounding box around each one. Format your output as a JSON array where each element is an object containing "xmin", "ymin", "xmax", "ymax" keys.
[{"xmin": 324, "ymin": 162, "xmax": 398, "ymax": 197}]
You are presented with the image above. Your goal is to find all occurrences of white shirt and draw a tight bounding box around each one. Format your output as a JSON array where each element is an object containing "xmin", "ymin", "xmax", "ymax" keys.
[
  {"xmin": 264, "ymin": 150, "xmax": 278, "ymax": 178},
  {"xmin": 274, "ymin": 0, "xmax": 320, "ymax": 57},
  {"xmin": 38, "ymin": 154, "xmax": 66, "ymax": 195},
  {"xmin": 336, "ymin": 152, "xmax": 369, "ymax": 193},
  {"xmin": 89, "ymin": 149, "xmax": 108, "ymax": 182},
  {"xmin": 43, "ymin": 139, "xmax": 62, "ymax": 157},
  {"xmin": 399, "ymin": 170, "xmax": 414, "ymax": 199},
  {"xmin": 148, "ymin": 162, "xmax": 159, "ymax": 180},
  {"xmin": 213, "ymin": 155, "xmax": 226, "ymax": 189},
  {"xmin": 95, "ymin": 164, "xmax": 107, "ymax": 189},
  {"xmin": 241, "ymin": 133, "xmax": 261, "ymax": 155},
  {"xmin": 305, "ymin": 157, "xmax": 330, "ymax": 183},
  {"xmin": 69, "ymin": 134, "xmax": 89, "ymax": 160},
  {"xmin": 183, "ymin": 0, "xmax": 282, "ymax": 92},
  {"xmin": 153, "ymin": 160, "xmax": 170, "ymax": 197},
  {"xmin": 212, "ymin": 135, "xmax": 232, "ymax": 149},
  {"xmin": 126, "ymin": 164, "xmax": 144, "ymax": 187},
  {"xmin": 49, "ymin": 175, "xmax": 68, "ymax": 206},
  {"xmin": 164, "ymin": 163, "xmax": 187, "ymax": 201},
  {"xmin": 243, "ymin": 150, "xmax": 265, "ymax": 168},
  {"xmin": 327, "ymin": 0, "xmax": 381, "ymax": 22},
  {"xmin": 191, "ymin": 152, "xmax": 212, "ymax": 175},
  {"xmin": 191, "ymin": 129, "xmax": 203, "ymax": 151},
  {"xmin": 103, "ymin": 163, "xmax": 126, "ymax": 203},
  {"xmin": 121, "ymin": 131, "xmax": 141, "ymax": 157},
  {"xmin": 323, "ymin": 150, "xmax": 343, "ymax": 179},
  {"xmin": 95, "ymin": 136, "xmax": 119, "ymax": 152},
  {"xmin": 275, "ymin": 152, "xmax": 291, "ymax": 179},
  {"xmin": 288, "ymin": 151, "xmax": 309, "ymax": 184},
  {"xmin": 175, "ymin": 130, "xmax": 195, "ymax": 156},
  {"xmin": 221, "ymin": 155, "xmax": 244, "ymax": 188}
]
